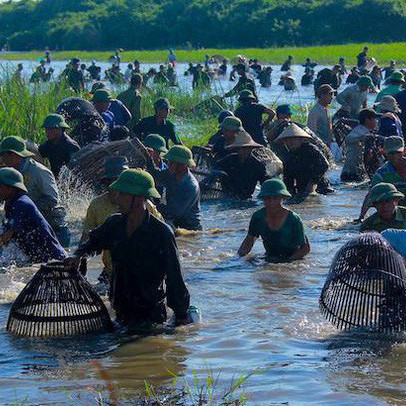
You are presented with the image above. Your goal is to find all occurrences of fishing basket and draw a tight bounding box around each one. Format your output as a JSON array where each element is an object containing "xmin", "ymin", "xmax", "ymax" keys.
[
  {"xmin": 333, "ymin": 118, "xmax": 358, "ymax": 146},
  {"xmin": 319, "ymin": 233, "xmax": 406, "ymax": 333},
  {"xmin": 67, "ymin": 138, "xmax": 148, "ymax": 187},
  {"xmin": 7, "ymin": 260, "xmax": 113, "ymax": 337}
]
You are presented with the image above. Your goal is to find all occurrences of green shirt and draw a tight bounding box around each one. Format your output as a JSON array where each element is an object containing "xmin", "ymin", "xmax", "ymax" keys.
[
  {"xmin": 248, "ymin": 208, "xmax": 307, "ymax": 260},
  {"xmin": 360, "ymin": 206, "xmax": 406, "ymax": 233},
  {"xmin": 375, "ymin": 85, "xmax": 402, "ymax": 103},
  {"xmin": 117, "ymin": 87, "xmax": 141, "ymax": 129}
]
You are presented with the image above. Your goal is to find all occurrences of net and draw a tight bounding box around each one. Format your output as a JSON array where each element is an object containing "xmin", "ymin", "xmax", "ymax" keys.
[
  {"xmin": 7, "ymin": 260, "xmax": 113, "ymax": 337},
  {"xmin": 319, "ymin": 233, "xmax": 406, "ymax": 333}
]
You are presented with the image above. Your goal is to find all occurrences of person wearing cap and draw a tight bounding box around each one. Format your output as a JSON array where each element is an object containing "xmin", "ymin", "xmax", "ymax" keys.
[
  {"xmin": 38, "ymin": 114, "xmax": 80, "ymax": 177},
  {"xmin": 207, "ymin": 110, "xmax": 234, "ymax": 150},
  {"xmin": 234, "ymin": 90, "xmax": 275, "ymax": 146},
  {"xmin": 65, "ymin": 58, "xmax": 84, "ymax": 93},
  {"xmin": 92, "ymin": 89, "xmax": 116, "ymax": 130},
  {"xmin": 357, "ymin": 137, "xmax": 406, "ymax": 222},
  {"xmin": 87, "ymin": 61, "xmax": 101, "ymax": 80},
  {"xmin": 215, "ymin": 131, "xmax": 269, "ymax": 200},
  {"xmin": 210, "ymin": 116, "xmax": 242, "ymax": 161},
  {"xmin": 357, "ymin": 46, "xmax": 370, "ymax": 69},
  {"xmin": 153, "ymin": 65, "xmax": 170, "ymax": 85},
  {"xmin": 134, "ymin": 98, "xmax": 181, "ymax": 149},
  {"xmin": 275, "ymin": 123, "xmax": 330, "ymax": 201},
  {"xmin": 307, "ymin": 84, "xmax": 335, "ymax": 145},
  {"xmin": 375, "ymin": 71, "xmax": 405, "ymax": 103},
  {"xmin": 360, "ymin": 182, "xmax": 406, "ymax": 233},
  {"xmin": 69, "ymin": 168, "xmax": 190, "ymax": 326},
  {"xmin": 377, "ymin": 95, "xmax": 403, "ymax": 137},
  {"xmin": 81, "ymin": 158, "xmax": 162, "ymax": 282},
  {"xmin": 281, "ymin": 55, "xmax": 293, "ymax": 72},
  {"xmin": 336, "ymin": 76, "xmax": 372, "ymax": 119},
  {"xmin": 146, "ymin": 145, "xmax": 202, "ymax": 230},
  {"xmin": 264, "ymin": 104, "xmax": 293, "ymax": 145},
  {"xmin": 223, "ymin": 63, "xmax": 257, "ymax": 100},
  {"xmin": 238, "ymin": 178, "xmax": 310, "ymax": 261},
  {"xmin": 341, "ymin": 108, "xmax": 380, "ymax": 182},
  {"xmin": 0, "ymin": 167, "xmax": 66, "ymax": 263},
  {"xmin": 117, "ymin": 73, "xmax": 143, "ymax": 129},
  {"xmin": 90, "ymin": 82, "xmax": 132, "ymax": 128},
  {"xmin": 0, "ymin": 136, "xmax": 70, "ymax": 246}
]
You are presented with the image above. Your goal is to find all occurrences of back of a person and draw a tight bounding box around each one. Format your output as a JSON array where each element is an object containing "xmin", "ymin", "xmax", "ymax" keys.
[
  {"xmin": 6, "ymin": 193, "xmax": 66, "ymax": 263},
  {"xmin": 235, "ymin": 103, "xmax": 266, "ymax": 144},
  {"xmin": 373, "ymin": 161, "xmax": 406, "ymax": 197},
  {"xmin": 342, "ymin": 125, "xmax": 367, "ymax": 178},
  {"xmin": 109, "ymin": 99, "xmax": 131, "ymax": 126},
  {"xmin": 307, "ymin": 103, "xmax": 331, "ymax": 144}
]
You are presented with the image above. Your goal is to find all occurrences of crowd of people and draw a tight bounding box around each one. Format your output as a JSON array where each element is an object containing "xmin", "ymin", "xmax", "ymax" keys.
[{"xmin": 3, "ymin": 46, "xmax": 406, "ymax": 329}]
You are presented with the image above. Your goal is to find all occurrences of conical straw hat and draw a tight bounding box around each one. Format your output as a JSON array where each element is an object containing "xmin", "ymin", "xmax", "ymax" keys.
[
  {"xmin": 226, "ymin": 130, "xmax": 263, "ymax": 149},
  {"xmin": 275, "ymin": 123, "xmax": 313, "ymax": 142}
]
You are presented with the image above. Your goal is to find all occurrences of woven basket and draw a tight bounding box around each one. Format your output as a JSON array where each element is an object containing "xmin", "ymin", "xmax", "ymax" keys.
[
  {"xmin": 320, "ymin": 233, "xmax": 406, "ymax": 333},
  {"xmin": 7, "ymin": 261, "xmax": 113, "ymax": 337}
]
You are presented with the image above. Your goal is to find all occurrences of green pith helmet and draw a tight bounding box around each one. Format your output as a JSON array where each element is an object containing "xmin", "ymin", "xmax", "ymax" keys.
[
  {"xmin": 238, "ymin": 89, "xmax": 256, "ymax": 101},
  {"xmin": 384, "ymin": 136, "xmax": 404, "ymax": 154},
  {"xmin": 0, "ymin": 136, "xmax": 35, "ymax": 158},
  {"xmin": 143, "ymin": 134, "xmax": 168, "ymax": 153},
  {"xmin": 163, "ymin": 145, "xmax": 195, "ymax": 167},
  {"xmin": 0, "ymin": 167, "xmax": 27, "ymax": 192},
  {"xmin": 92, "ymin": 89, "xmax": 113, "ymax": 103},
  {"xmin": 257, "ymin": 178, "xmax": 291, "ymax": 199},
  {"xmin": 110, "ymin": 168, "xmax": 160, "ymax": 198},
  {"xmin": 389, "ymin": 71, "xmax": 405, "ymax": 84},
  {"xmin": 154, "ymin": 98, "xmax": 173, "ymax": 110},
  {"xmin": 368, "ymin": 182, "xmax": 404, "ymax": 205},
  {"xmin": 220, "ymin": 116, "xmax": 243, "ymax": 131},
  {"xmin": 41, "ymin": 113, "xmax": 69, "ymax": 129},
  {"xmin": 357, "ymin": 76, "xmax": 373, "ymax": 87}
]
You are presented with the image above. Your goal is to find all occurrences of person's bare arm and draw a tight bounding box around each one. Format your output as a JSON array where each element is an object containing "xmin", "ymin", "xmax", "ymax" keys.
[
  {"xmin": 288, "ymin": 240, "xmax": 310, "ymax": 261},
  {"xmin": 238, "ymin": 234, "xmax": 256, "ymax": 256}
]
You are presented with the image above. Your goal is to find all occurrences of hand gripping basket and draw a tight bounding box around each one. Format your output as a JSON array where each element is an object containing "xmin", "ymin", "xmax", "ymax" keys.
[
  {"xmin": 7, "ymin": 261, "xmax": 113, "ymax": 337},
  {"xmin": 319, "ymin": 233, "xmax": 406, "ymax": 333}
]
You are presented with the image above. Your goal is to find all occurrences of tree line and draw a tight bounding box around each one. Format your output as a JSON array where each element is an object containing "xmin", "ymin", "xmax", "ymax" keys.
[{"xmin": 0, "ymin": 0, "xmax": 404, "ymax": 51}]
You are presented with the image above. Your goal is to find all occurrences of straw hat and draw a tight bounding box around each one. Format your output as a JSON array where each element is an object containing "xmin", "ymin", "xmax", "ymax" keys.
[
  {"xmin": 226, "ymin": 130, "xmax": 263, "ymax": 149},
  {"xmin": 379, "ymin": 95, "xmax": 401, "ymax": 113},
  {"xmin": 275, "ymin": 123, "xmax": 313, "ymax": 142}
]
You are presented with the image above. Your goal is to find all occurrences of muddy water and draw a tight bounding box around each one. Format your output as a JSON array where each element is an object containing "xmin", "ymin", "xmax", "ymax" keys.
[{"xmin": 0, "ymin": 61, "xmax": 405, "ymax": 404}]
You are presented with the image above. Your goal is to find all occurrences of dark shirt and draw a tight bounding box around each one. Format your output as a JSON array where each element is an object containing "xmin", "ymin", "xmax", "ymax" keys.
[
  {"xmin": 216, "ymin": 151, "xmax": 268, "ymax": 199},
  {"xmin": 224, "ymin": 74, "xmax": 257, "ymax": 99},
  {"xmin": 109, "ymin": 99, "xmax": 132, "ymax": 126},
  {"xmin": 75, "ymin": 212, "xmax": 190, "ymax": 323},
  {"xmin": 101, "ymin": 110, "xmax": 115, "ymax": 130},
  {"xmin": 39, "ymin": 133, "xmax": 80, "ymax": 177},
  {"xmin": 357, "ymin": 52, "xmax": 368, "ymax": 68},
  {"xmin": 134, "ymin": 115, "xmax": 181, "ymax": 149},
  {"xmin": 67, "ymin": 69, "xmax": 84, "ymax": 92},
  {"xmin": 235, "ymin": 103, "xmax": 267, "ymax": 145},
  {"xmin": 283, "ymin": 143, "xmax": 329, "ymax": 195},
  {"xmin": 395, "ymin": 90, "xmax": 406, "ymax": 133},
  {"xmin": 4, "ymin": 193, "xmax": 66, "ymax": 263}
]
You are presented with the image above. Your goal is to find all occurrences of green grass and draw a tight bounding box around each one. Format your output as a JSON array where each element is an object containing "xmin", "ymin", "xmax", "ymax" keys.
[{"xmin": 1, "ymin": 42, "xmax": 406, "ymax": 65}]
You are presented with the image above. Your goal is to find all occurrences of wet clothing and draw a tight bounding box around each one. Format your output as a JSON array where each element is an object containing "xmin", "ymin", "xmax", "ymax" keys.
[
  {"xmin": 224, "ymin": 74, "xmax": 257, "ymax": 99},
  {"xmin": 216, "ymin": 150, "xmax": 268, "ymax": 199},
  {"xmin": 147, "ymin": 162, "xmax": 202, "ymax": 230},
  {"xmin": 341, "ymin": 124, "xmax": 370, "ymax": 181},
  {"xmin": 282, "ymin": 143, "xmax": 329, "ymax": 195},
  {"xmin": 19, "ymin": 158, "xmax": 69, "ymax": 243},
  {"xmin": 360, "ymin": 206, "xmax": 406, "ymax": 233},
  {"xmin": 109, "ymin": 99, "xmax": 132, "ymax": 127},
  {"xmin": 248, "ymin": 208, "xmax": 307, "ymax": 260},
  {"xmin": 371, "ymin": 161, "xmax": 406, "ymax": 199},
  {"xmin": 134, "ymin": 115, "xmax": 181, "ymax": 149},
  {"xmin": 375, "ymin": 85, "xmax": 403, "ymax": 103},
  {"xmin": 4, "ymin": 193, "xmax": 66, "ymax": 263},
  {"xmin": 336, "ymin": 85, "xmax": 368, "ymax": 119},
  {"xmin": 235, "ymin": 103, "xmax": 268, "ymax": 145},
  {"xmin": 39, "ymin": 133, "xmax": 80, "ymax": 177},
  {"xmin": 117, "ymin": 88, "xmax": 142, "ymax": 129},
  {"xmin": 307, "ymin": 103, "xmax": 333, "ymax": 144},
  {"xmin": 75, "ymin": 211, "xmax": 190, "ymax": 324}
]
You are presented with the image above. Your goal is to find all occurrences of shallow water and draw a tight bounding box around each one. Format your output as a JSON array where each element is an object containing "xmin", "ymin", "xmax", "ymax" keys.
[{"xmin": 0, "ymin": 61, "xmax": 405, "ymax": 404}]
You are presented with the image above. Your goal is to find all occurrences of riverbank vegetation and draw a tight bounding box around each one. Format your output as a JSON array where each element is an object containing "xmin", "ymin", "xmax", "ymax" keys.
[
  {"xmin": 1, "ymin": 42, "xmax": 406, "ymax": 65},
  {"xmin": 0, "ymin": 0, "xmax": 405, "ymax": 57}
]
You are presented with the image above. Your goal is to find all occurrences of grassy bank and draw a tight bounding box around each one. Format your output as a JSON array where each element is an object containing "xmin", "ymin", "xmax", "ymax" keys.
[{"xmin": 0, "ymin": 42, "xmax": 405, "ymax": 65}]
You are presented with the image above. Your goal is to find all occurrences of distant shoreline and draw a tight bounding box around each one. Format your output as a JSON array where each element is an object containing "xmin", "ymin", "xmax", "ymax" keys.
[{"xmin": 0, "ymin": 43, "xmax": 405, "ymax": 65}]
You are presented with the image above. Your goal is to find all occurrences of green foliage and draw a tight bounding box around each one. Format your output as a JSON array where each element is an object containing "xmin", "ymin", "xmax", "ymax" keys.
[{"xmin": 0, "ymin": 0, "xmax": 405, "ymax": 50}]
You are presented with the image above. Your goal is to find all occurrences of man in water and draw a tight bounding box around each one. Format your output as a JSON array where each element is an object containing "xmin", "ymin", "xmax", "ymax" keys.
[
  {"xmin": 134, "ymin": 98, "xmax": 182, "ymax": 149},
  {"xmin": 68, "ymin": 168, "xmax": 191, "ymax": 326},
  {"xmin": 0, "ymin": 136, "xmax": 70, "ymax": 247},
  {"xmin": 0, "ymin": 167, "xmax": 66, "ymax": 263},
  {"xmin": 357, "ymin": 46, "xmax": 369, "ymax": 69},
  {"xmin": 360, "ymin": 183, "xmax": 406, "ymax": 233},
  {"xmin": 117, "ymin": 73, "xmax": 143, "ymax": 130},
  {"xmin": 336, "ymin": 76, "xmax": 372, "ymax": 119},
  {"xmin": 307, "ymin": 84, "xmax": 334, "ymax": 146},
  {"xmin": 39, "ymin": 114, "xmax": 80, "ymax": 177},
  {"xmin": 66, "ymin": 58, "xmax": 84, "ymax": 93},
  {"xmin": 224, "ymin": 63, "xmax": 257, "ymax": 100},
  {"xmin": 375, "ymin": 71, "xmax": 405, "ymax": 103}
]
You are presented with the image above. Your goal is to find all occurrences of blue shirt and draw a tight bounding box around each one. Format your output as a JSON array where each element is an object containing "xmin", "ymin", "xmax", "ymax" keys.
[
  {"xmin": 4, "ymin": 193, "xmax": 66, "ymax": 263},
  {"xmin": 101, "ymin": 110, "xmax": 115, "ymax": 130},
  {"xmin": 109, "ymin": 99, "xmax": 132, "ymax": 126}
]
